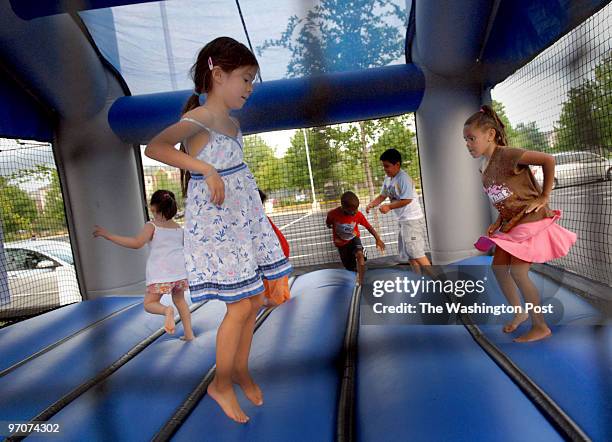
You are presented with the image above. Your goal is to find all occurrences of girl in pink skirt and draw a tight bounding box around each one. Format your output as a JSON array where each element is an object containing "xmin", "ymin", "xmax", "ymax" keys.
[{"xmin": 463, "ymin": 105, "xmax": 576, "ymax": 342}]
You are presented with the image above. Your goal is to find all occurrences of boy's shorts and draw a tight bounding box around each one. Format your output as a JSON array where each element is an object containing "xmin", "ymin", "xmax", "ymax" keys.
[
  {"xmin": 146, "ymin": 279, "xmax": 188, "ymax": 296},
  {"xmin": 398, "ymin": 218, "xmax": 427, "ymax": 261},
  {"xmin": 338, "ymin": 237, "xmax": 367, "ymax": 271},
  {"xmin": 263, "ymin": 276, "xmax": 291, "ymax": 306}
]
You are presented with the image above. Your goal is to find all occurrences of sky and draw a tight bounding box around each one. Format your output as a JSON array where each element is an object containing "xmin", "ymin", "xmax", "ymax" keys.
[
  {"xmin": 82, "ymin": 0, "xmax": 407, "ymax": 95},
  {"xmin": 4, "ymin": 3, "xmax": 610, "ymax": 174}
]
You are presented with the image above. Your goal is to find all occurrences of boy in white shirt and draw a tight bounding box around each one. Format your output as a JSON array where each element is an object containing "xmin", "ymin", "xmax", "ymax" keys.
[{"xmin": 366, "ymin": 148, "xmax": 432, "ymax": 274}]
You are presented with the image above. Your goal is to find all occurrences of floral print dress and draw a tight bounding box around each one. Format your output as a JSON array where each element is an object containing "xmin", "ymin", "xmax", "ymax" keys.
[{"xmin": 181, "ymin": 117, "xmax": 292, "ymax": 303}]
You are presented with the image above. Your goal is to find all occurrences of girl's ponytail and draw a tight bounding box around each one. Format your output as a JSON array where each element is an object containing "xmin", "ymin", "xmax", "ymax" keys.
[
  {"xmin": 179, "ymin": 94, "xmax": 200, "ymax": 198},
  {"xmin": 150, "ymin": 189, "xmax": 178, "ymax": 220},
  {"xmin": 465, "ymin": 104, "xmax": 508, "ymax": 146}
]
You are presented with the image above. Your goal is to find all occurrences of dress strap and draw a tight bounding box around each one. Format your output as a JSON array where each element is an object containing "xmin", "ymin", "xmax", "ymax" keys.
[
  {"xmin": 180, "ymin": 117, "xmax": 210, "ymax": 132},
  {"xmin": 181, "ymin": 118, "xmax": 211, "ymax": 155},
  {"xmin": 229, "ymin": 116, "xmax": 240, "ymax": 131}
]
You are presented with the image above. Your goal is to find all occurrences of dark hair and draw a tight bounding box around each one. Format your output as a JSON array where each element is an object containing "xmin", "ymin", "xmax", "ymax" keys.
[
  {"xmin": 258, "ymin": 189, "xmax": 267, "ymax": 203},
  {"xmin": 150, "ymin": 189, "xmax": 178, "ymax": 220},
  {"xmin": 379, "ymin": 148, "xmax": 402, "ymax": 165},
  {"xmin": 341, "ymin": 191, "xmax": 360, "ymax": 208},
  {"xmin": 464, "ymin": 104, "xmax": 508, "ymax": 146},
  {"xmin": 180, "ymin": 37, "xmax": 259, "ymax": 197}
]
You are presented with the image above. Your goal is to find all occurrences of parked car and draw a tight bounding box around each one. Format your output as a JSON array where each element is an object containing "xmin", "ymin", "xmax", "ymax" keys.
[
  {"xmin": 1, "ymin": 240, "xmax": 81, "ymax": 319},
  {"xmin": 532, "ymin": 151, "xmax": 612, "ymax": 188}
]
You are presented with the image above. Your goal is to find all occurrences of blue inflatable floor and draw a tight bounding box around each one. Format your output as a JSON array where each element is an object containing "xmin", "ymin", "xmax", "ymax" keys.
[
  {"xmin": 0, "ymin": 297, "xmax": 140, "ymax": 375},
  {"xmin": 0, "ymin": 264, "xmax": 608, "ymax": 441},
  {"xmin": 456, "ymin": 256, "xmax": 612, "ymax": 441}
]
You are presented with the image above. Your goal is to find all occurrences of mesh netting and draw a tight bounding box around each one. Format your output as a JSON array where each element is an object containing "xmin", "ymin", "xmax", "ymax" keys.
[
  {"xmin": 492, "ymin": 4, "xmax": 612, "ymax": 286},
  {"xmin": 142, "ymin": 114, "xmax": 428, "ymax": 270},
  {"xmin": 0, "ymin": 139, "xmax": 81, "ymax": 325}
]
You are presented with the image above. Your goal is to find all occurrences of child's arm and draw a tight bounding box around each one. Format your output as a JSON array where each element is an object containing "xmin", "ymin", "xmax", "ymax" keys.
[
  {"xmin": 93, "ymin": 223, "xmax": 154, "ymax": 249},
  {"xmin": 358, "ymin": 212, "xmax": 385, "ymax": 252},
  {"xmin": 365, "ymin": 225, "xmax": 386, "ymax": 252},
  {"xmin": 145, "ymin": 112, "xmax": 225, "ymax": 205},
  {"xmin": 487, "ymin": 214, "xmax": 503, "ymax": 236},
  {"xmin": 379, "ymin": 199, "xmax": 412, "ymax": 214},
  {"xmin": 518, "ymin": 151, "xmax": 555, "ymax": 213},
  {"xmin": 365, "ymin": 195, "xmax": 386, "ymax": 213},
  {"xmin": 325, "ymin": 212, "xmax": 333, "ymax": 228}
]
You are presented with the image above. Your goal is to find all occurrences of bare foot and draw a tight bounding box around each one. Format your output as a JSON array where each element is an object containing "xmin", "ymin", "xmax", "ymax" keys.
[
  {"xmin": 164, "ymin": 307, "xmax": 175, "ymax": 334},
  {"xmin": 514, "ymin": 325, "xmax": 552, "ymax": 343},
  {"xmin": 233, "ymin": 373, "xmax": 264, "ymax": 406},
  {"xmin": 207, "ymin": 379, "xmax": 249, "ymax": 423},
  {"xmin": 503, "ymin": 312, "xmax": 529, "ymax": 333},
  {"xmin": 180, "ymin": 334, "xmax": 195, "ymax": 341}
]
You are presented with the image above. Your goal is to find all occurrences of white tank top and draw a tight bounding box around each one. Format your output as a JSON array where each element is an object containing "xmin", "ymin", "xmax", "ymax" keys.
[{"xmin": 145, "ymin": 222, "xmax": 187, "ymax": 285}]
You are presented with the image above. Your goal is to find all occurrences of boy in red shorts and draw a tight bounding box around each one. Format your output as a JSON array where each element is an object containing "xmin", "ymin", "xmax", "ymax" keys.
[{"xmin": 326, "ymin": 191, "xmax": 385, "ymax": 285}]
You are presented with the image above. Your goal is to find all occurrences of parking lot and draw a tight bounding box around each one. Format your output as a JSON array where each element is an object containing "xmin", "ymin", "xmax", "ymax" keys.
[
  {"xmin": 272, "ymin": 180, "xmax": 612, "ymax": 283},
  {"xmin": 269, "ymin": 200, "xmax": 424, "ymax": 269},
  {"xmin": 2, "ymin": 180, "xmax": 610, "ymax": 323}
]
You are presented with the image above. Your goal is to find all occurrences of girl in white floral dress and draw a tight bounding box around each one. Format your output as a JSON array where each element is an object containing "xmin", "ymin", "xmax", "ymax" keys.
[{"xmin": 146, "ymin": 37, "xmax": 291, "ymax": 424}]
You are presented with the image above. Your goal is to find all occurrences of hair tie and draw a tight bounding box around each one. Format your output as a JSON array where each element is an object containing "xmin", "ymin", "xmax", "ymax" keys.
[
  {"xmin": 193, "ymin": 90, "xmax": 200, "ymax": 97},
  {"xmin": 208, "ymin": 56, "xmax": 214, "ymax": 71},
  {"xmin": 479, "ymin": 107, "xmax": 485, "ymax": 113}
]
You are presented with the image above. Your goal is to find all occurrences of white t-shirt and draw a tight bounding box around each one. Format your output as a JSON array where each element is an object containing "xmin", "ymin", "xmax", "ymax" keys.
[{"xmin": 381, "ymin": 169, "xmax": 423, "ymax": 221}]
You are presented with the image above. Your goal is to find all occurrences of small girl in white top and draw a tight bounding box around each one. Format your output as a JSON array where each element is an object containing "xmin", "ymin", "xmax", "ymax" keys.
[{"xmin": 93, "ymin": 189, "xmax": 194, "ymax": 340}]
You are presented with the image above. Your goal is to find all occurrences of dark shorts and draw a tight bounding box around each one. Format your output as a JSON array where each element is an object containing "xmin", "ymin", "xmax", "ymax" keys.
[{"xmin": 337, "ymin": 237, "xmax": 367, "ymax": 271}]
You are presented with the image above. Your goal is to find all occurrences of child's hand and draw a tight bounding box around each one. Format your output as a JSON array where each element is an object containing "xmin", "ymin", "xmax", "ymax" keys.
[
  {"xmin": 376, "ymin": 239, "xmax": 386, "ymax": 253},
  {"xmin": 379, "ymin": 204, "xmax": 391, "ymax": 214},
  {"xmin": 365, "ymin": 204, "xmax": 372, "ymax": 214},
  {"xmin": 93, "ymin": 225, "xmax": 109, "ymax": 239},
  {"xmin": 206, "ymin": 172, "xmax": 225, "ymax": 205},
  {"xmin": 487, "ymin": 218, "xmax": 502, "ymax": 237},
  {"xmin": 525, "ymin": 195, "xmax": 549, "ymax": 214}
]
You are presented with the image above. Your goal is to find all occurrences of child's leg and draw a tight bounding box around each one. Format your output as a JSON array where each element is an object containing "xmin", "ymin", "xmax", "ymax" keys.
[
  {"xmin": 509, "ymin": 256, "xmax": 552, "ymax": 342},
  {"xmin": 232, "ymin": 293, "xmax": 265, "ymax": 406},
  {"xmin": 412, "ymin": 255, "xmax": 438, "ymax": 279},
  {"xmin": 402, "ymin": 220, "xmax": 428, "ymax": 274},
  {"xmin": 356, "ymin": 250, "xmax": 366, "ymax": 285},
  {"xmin": 338, "ymin": 245, "xmax": 357, "ymax": 272},
  {"xmin": 397, "ymin": 223, "xmax": 411, "ymax": 264},
  {"xmin": 171, "ymin": 286, "xmax": 195, "ymax": 341},
  {"xmin": 492, "ymin": 248, "xmax": 528, "ymax": 333},
  {"xmin": 208, "ymin": 298, "xmax": 251, "ymax": 423},
  {"xmin": 144, "ymin": 287, "xmax": 175, "ymax": 334}
]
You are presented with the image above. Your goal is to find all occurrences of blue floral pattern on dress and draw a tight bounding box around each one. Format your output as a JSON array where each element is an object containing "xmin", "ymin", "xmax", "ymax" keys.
[{"xmin": 183, "ymin": 125, "xmax": 292, "ymax": 303}]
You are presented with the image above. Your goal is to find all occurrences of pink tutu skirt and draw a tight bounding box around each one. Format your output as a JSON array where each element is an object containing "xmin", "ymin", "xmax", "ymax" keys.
[{"xmin": 474, "ymin": 210, "xmax": 576, "ymax": 263}]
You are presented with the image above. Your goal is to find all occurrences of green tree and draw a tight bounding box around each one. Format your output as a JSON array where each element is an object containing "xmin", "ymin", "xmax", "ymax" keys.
[
  {"xmin": 492, "ymin": 101, "xmax": 550, "ymax": 151},
  {"xmin": 243, "ymin": 136, "xmax": 286, "ymax": 192},
  {"xmin": 513, "ymin": 122, "xmax": 549, "ymax": 152},
  {"xmin": 282, "ymin": 128, "xmax": 340, "ymax": 199},
  {"xmin": 492, "ymin": 100, "xmax": 518, "ymax": 145},
  {"xmin": 326, "ymin": 115, "xmax": 418, "ymax": 194},
  {"xmin": 555, "ymin": 55, "xmax": 612, "ymax": 154},
  {"xmin": 0, "ymin": 176, "xmax": 38, "ymax": 236},
  {"xmin": 258, "ymin": 0, "xmax": 408, "ymax": 199},
  {"xmin": 38, "ymin": 171, "xmax": 67, "ymax": 231},
  {"xmin": 370, "ymin": 116, "xmax": 419, "ymax": 188},
  {"xmin": 152, "ymin": 169, "xmax": 183, "ymax": 210}
]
